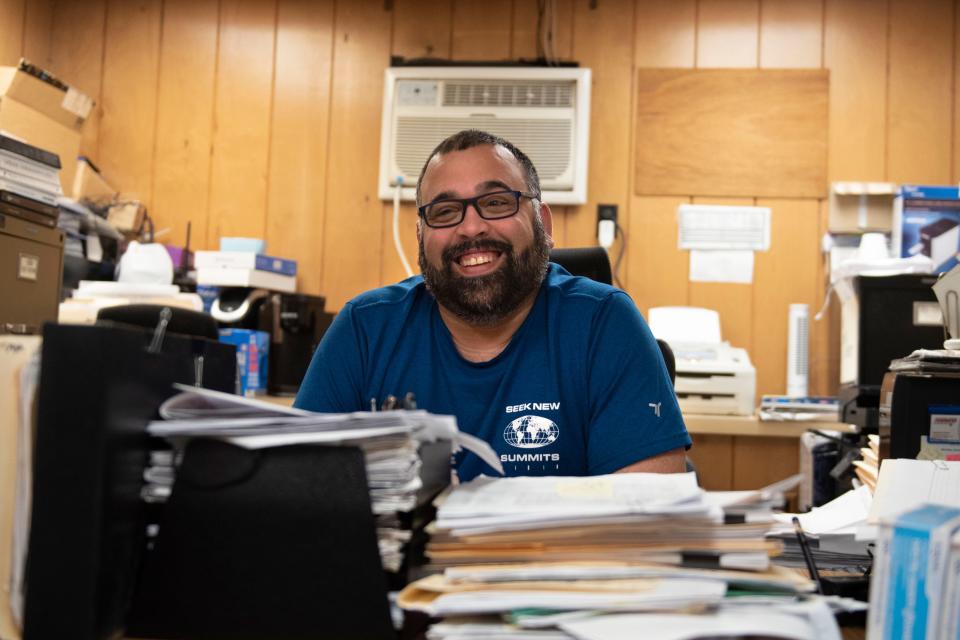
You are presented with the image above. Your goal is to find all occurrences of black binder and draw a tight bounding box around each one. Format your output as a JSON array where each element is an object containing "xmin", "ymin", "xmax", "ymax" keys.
[
  {"xmin": 127, "ymin": 439, "xmax": 395, "ymax": 640},
  {"xmin": 22, "ymin": 323, "xmax": 236, "ymax": 640}
]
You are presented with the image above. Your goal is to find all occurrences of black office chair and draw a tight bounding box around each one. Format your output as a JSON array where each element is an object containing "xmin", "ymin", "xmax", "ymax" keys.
[
  {"xmin": 96, "ymin": 304, "xmax": 219, "ymax": 340},
  {"xmin": 549, "ymin": 247, "xmax": 613, "ymax": 285}
]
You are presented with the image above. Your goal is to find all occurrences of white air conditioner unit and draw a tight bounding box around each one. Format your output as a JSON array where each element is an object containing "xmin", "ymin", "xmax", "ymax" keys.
[{"xmin": 378, "ymin": 66, "xmax": 591, "ymax": 205}]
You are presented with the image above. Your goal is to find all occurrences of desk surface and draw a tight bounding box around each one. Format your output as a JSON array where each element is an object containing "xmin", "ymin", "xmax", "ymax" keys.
[
  {"xmin": 684, "ymin": 413, "xmax": 858, "ymax": 438},
  {"xmin": 262, "ymin": 396, "xmax": 856, "ymax": 439}
]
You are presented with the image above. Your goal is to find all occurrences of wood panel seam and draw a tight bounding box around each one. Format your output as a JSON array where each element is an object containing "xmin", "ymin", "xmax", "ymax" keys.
[
  {"xmin": 147, "ymin": 0, "xmax": 166, "ymax": 211},
  {"xmin": 263, "ymin": 0, "xmax": 280, "ymax": 238},
  {"xmin": 203, "ymin": 0, "xmax": 224, "ymax": 245}
]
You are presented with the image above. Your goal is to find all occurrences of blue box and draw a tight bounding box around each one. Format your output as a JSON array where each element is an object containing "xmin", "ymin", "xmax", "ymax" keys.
[
  {"xmin": 218, "ymin": 329, "xmax": 269, "ymax": 397},
  {"xmin": 870, "ymin": 504, "xmax": 960, "ymax": 639},
  {"xmin": 894, "ymin": 185, "xmax": 960, "ymax": 273}
]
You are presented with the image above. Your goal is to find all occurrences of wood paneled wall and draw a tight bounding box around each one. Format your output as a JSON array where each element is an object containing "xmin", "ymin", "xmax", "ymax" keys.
[{"xmin": 3, "ymin": 0, "xmax": 958, "ymax": 399}]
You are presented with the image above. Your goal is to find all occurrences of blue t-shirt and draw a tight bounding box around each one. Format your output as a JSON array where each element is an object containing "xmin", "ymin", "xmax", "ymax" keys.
[{"xmin": 294, "ymin": 264, "xmax": 691, "ymax": 481}]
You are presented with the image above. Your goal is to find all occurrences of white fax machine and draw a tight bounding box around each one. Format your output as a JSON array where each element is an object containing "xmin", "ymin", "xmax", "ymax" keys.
[
  {"xmin": 649, "ymin": 307, "xmax": 757, "ymax": 416},
  {"xmin": 670, "ymin": 342, "xmax": 756, "ymax": 416}
]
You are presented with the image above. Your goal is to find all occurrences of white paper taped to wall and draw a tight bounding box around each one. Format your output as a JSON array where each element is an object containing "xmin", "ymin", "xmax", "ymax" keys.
[{"xmin": 689, "ymin": 249, "xmax": 754, "ymax": 284}]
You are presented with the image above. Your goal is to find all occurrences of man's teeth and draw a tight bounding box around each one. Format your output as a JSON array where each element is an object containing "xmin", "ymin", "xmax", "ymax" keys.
[{"xmin": 461, "ymin": 254, "xmax": 494, "ymax": 266}]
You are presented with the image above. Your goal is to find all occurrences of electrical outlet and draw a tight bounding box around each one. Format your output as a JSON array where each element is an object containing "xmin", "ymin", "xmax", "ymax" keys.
[
  {"xmin": 597, "ymin": 203, "xmax": 618, "ymax": 223},
  {"xmin": 597, "ymin": 204, "xmax": 617, "ymax": 249}
]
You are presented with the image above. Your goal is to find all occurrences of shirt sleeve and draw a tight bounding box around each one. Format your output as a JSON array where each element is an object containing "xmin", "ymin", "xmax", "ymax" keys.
[
  {"xmin": 293, "ymin": 302, "xmax": 367, "ymax": 412},
  {"xmin": 585, "ymin": 292, "xmax": 692, "ymax": 475}
]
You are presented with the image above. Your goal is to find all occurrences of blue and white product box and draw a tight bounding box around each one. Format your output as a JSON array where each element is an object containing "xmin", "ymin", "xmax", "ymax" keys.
[
  {"xmin": 944, "ymin": 531, "xmax": 960, "ymax": 639},
  {"xmin": 894, "ymin": 185, "xmax": 960, "ymax": 273},
  {"xmin": 194, "ymin": 251, "xmax": 297, "ymax": 276},
  {"xmin": 868, "ymin": 504, "xmax": 960, "ymax": 640},
  {"xmin": 218, "ymin": 329, "xmax": 269, "ymax": 397}
]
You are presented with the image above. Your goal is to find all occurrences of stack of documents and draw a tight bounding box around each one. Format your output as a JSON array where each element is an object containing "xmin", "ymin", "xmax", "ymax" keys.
[
  {"xmin": 769, "ymin": 485, "xmax": 874, "ymax": 572},
  {"xmin": 888, "ymin": 348, "xmax": 960, "ymax": 373},
  {"xmin": 145, "ymin": 385, "xmax": 498, "ymax": 573},
  {"xmin": 759, "ymin": 395, "xmax": 840, "ymax": 422},
  {"xmin": 424, "ymin": 473, "xmax": 781, "ymax": 571},
  {"xmin": 397, "ymin": 473, "xmax": 847, "ymax": 639},
  {"xmin": 853, "ymin": 434, "xmax": 880, "ymax": 490}
]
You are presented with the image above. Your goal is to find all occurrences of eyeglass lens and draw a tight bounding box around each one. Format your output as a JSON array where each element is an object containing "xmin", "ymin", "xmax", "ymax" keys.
[{"xmin": 424, "ymin": 191, "xmax": 520, "ymax": 227}]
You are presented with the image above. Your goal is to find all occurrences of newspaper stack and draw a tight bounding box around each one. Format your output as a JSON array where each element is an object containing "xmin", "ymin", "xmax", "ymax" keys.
[
  {"xmin": 145, "ymin": 385, "xmax": 498, "ymax": 572},
  {"xmin": 397, "ymin": 473, "xmax": 858, "ymax": 639}
]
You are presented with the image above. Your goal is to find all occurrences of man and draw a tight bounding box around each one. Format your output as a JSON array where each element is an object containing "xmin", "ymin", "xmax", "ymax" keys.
[{"xmin": 295, "ymin": 130, "xmax": 690, "ymax": 480}]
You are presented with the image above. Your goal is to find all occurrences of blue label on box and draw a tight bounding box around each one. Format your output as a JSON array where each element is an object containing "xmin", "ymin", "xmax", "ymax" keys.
[{"xmin": 219, "ymin": 329, "xmax": 269, "ymax": 396}]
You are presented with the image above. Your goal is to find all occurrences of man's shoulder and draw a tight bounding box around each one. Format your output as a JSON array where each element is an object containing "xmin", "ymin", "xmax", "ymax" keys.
[{"xmin": 346, "ymin": 276, "xmax": 428, "ymax": 314}]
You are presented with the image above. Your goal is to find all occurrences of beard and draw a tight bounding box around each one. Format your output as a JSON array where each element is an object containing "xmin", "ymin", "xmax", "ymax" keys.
[{"xmin": 419, "ymin": 216, "xmax": 551, "ymax": 326}]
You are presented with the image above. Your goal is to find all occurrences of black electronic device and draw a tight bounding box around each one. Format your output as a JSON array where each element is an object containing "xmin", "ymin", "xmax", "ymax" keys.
[
  {"xmin": 843, "ymin": 274, "xmax": 944, "ymax": 389},
  {"xmin": 212, "ymin": 288, "xmax": 334, "ymax": 395},
  {"xmin": 837, "ymin": 274, "xmax": 946, "ymax": 432},
  {"xmin": 880, "ymin": 371, "xmax": 960, "ymax": 460}
]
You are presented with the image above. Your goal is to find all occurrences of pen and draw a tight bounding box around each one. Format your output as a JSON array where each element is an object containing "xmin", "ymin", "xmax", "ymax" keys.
[{"xmin": 792, "ymin": 516, "xmax": 823, "ymax": 594}]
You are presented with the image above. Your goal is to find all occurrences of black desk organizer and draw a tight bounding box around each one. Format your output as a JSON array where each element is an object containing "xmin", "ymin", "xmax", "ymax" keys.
[
  {"xmin": 22, "ymin": 322, "xmax": 236, "ymax": 640},
  {"xmin": 21, "ymin": 322, "xmax": 400, "ymax": 640},
  {"xmin": 126, "ymin": 440, "xmax": 395, "ymax": 640}
]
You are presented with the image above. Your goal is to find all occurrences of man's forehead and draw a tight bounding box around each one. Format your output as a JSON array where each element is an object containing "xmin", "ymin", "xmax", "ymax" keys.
[{"xmin": 422, "ymin": 144, "xmax": 524, "ymax": 198}]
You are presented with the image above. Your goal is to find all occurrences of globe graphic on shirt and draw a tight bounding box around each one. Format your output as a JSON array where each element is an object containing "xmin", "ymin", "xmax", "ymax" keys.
[{"xmin": 503, "ymin": 415, "xmax": 559, "ymax": 449}]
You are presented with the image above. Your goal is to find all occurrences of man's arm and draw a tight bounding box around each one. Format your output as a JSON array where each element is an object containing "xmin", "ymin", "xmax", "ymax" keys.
[
  {"xmin": 585, "ymin": 293, "xmax": 692, "ymax": 475},
  {"xmin": 615, "ymin": 447, "xmax": 687, "ymax": 474}
]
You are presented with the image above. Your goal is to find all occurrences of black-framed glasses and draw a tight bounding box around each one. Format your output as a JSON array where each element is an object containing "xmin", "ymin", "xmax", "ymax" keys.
[{"xmin": 418, "ymin": 190, "xmax": 539, "ymax": 229}]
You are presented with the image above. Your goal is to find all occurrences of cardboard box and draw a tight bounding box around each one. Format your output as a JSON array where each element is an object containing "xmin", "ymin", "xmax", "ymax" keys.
[
  {"xmin": 71, "ymin": 156, "xmax": 117, "ymax": 202},
  {"xmin": 894, "ymin": 185, "xmax": 960, "ymax": 273},
  {"xmin": 219, "ymin": 329, "xmax": 269, "ymax": 397},
  {"xmin": 0, "ymin": 62, "xmax": 91, "ymax": 196},
  {"xmin": 829, "ymin": 182, "xmax": 897, "ymax": 233}
]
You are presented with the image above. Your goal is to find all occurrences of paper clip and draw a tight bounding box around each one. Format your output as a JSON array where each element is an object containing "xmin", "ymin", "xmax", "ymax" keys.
[{"xmin": 148, "ymin": 307, "xmax": 172, "ymax": 354}]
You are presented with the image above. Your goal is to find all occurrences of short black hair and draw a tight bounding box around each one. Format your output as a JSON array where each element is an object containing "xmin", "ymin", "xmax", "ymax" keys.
[{"xmin": 415, "ymin": 129, "xmax": 541, "ymax": 206}]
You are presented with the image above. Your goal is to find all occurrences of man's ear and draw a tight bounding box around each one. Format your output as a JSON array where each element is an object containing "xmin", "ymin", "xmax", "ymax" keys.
[{"xmin": 540, "ymin": 202, "xmax": 556, "ymax": 248}]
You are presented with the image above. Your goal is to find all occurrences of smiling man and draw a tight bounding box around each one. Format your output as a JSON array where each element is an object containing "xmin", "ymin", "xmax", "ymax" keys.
[{"xmin": 295, "ymin": 130, "xmax": 690, "ymax": 480}]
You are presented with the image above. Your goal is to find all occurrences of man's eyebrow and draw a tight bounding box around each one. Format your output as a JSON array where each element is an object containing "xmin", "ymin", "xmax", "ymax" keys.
[
  {"xmin": 476, "ymin": 180, "xmax": 513, "ymax": 193},
  {"xmin": 426, "ymin": 181, "xmax": 515, "ymax": 203}
]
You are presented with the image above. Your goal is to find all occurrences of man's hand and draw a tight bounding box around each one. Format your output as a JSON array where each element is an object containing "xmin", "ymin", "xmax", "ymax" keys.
[{"xmin": 615, "ymin": 447, "xmax": 687, "ymax": 474}]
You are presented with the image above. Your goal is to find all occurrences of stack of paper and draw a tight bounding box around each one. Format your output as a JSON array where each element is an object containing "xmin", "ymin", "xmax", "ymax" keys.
[
  {"xmin": 853, "ymin": 434, "xmax": 880, "ymax": 491},
  {"xmin": 398, "ymin": 473, "xmax": 837, "ymax": 638},
  {"xmin": 145, "ymin": 385, "xmax": 498, "ymax": 573},
  {"xmin": 768, "ymin": 486, "xmax": 874, "ymax": 571},
  {"xmin": 425, "ymin": 473, "xmax": 780, "ymax": 571}
]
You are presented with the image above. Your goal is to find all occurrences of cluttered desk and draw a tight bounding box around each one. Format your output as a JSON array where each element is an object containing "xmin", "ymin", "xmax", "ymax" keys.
[{"xmin": 4, "ymin": 58, "xmax": 960, "ymax": 640}]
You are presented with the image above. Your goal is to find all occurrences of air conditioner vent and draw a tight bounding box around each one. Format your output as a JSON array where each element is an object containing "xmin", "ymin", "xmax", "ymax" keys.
[
  {"xmin": 379, "ymin": 67, "xmax": 590, "ymax": 204},
  {"xmin": 442, "ymin": 80, "xmax": 574, "ymax": 108},
  {"xmin": 395, "ymin": 117, "xmax": 573, "ymax": 185}
]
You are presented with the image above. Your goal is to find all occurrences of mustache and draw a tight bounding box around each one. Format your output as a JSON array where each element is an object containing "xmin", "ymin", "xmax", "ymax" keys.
[{"xmin": 441, "ymin": 238, "xmax": 513, "ymax": 265}]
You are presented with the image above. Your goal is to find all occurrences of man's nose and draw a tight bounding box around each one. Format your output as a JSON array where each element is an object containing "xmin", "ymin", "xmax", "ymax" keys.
[{"xmin": 456, "ymin": 202, "xmax": 489, "ymax": 236}]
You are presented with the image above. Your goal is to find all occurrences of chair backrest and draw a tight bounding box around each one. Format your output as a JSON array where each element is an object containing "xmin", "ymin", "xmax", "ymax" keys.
[
  {"xmin": 656, "ymin": 338, "xmax": 676, "ymax": 385},
  {"xmin": 97, "ymin": 304, "xmax": 219, "ymax": 340},
  {"xmin": 549, "ymin": 247, "xmax": 612, "ymax": 285}
]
